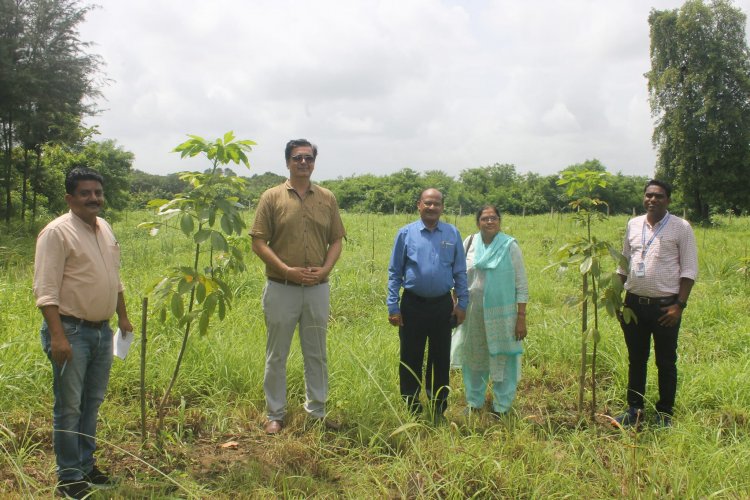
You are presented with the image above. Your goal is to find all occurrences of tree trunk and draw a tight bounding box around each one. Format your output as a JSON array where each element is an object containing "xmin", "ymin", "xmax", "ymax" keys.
[
  {"xmin": 20, "ymin": 148, "xmax": 29, "ymax": 221},
  {"xmin": 2, "ymin": 119, "xmax": 13, "ymax": 225},
  {"xmin": 32, "ymin": 149, "xmax": 41, "ymax": 220}
]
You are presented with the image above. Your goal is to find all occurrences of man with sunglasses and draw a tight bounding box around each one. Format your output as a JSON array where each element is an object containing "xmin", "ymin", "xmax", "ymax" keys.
[{"xmin": 250, "ymin": 139, "xmax": 346, "ymax": 434}]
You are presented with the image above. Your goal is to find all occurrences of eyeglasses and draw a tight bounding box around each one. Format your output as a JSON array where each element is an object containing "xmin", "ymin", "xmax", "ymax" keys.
[
  {"xmin": 480, "ymin": 216, "xmax": 499, "ymax": 222},
  {"xmin": 291, "ymin": 155, "xmax": 315, "ymax": 164}
]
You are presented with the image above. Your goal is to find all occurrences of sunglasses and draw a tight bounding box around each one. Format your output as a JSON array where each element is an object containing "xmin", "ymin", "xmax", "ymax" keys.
[{"xmin": 291, "ymin": 155, "xmax": 315, "ymax": 163}]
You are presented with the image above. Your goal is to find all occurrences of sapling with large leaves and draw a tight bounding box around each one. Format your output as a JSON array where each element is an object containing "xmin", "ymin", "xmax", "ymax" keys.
[
  {"xmin": 546, "ymin": 169, "xmax": 631, "ymax": 420},
  {"xmin": 138, "ymin": 132, "xmax": 255, "ymax": 439}
]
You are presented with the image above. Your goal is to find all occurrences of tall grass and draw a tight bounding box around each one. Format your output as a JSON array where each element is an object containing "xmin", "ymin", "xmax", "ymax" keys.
[{"xmin": 1, "ymin": 211, "xmax": 749, "ymax": 497}]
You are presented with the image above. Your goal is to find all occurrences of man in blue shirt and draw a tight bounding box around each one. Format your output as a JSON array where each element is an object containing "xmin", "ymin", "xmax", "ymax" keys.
[{"xmin": 387, "ymin": 188, "xmax": 469, "ymax": 422}]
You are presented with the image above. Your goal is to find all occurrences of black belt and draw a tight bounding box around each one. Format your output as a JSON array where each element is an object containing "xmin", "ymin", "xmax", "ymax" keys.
[
  {"xmin": 626, "ymin": 292, "xmax": 677, "ymax": 306},
  {"xmin": 403, "ymin": 289, "xmax": 451, "ymax": 304},
  {"xmin": 267, "ymin": 277, "xmax": 327, "ymax": 287},
  {"xmin": 60, "ymin": 315, "xmax": 108, "ymax": 329}
]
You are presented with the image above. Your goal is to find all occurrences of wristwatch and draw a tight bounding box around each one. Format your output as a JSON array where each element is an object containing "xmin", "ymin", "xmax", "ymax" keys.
[{"xmin": 676, "ymin": 300, "xmax": 687, "ymax": 309}]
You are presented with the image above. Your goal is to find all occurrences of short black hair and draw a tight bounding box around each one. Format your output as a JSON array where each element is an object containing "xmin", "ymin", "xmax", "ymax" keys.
[
  {"xmin": 285, "ymin": 139, "xmax": 318, "ymax": 162},
  {"xmin": 65, "ymin": 167, "xmax": 104, "ymax": 195},
  {"xmin": 645, "ymin": 179, "xmax": 672, "ymax": 199},
  {"xmin": 475, "ymin": 204, "xmax": 501, "ymax": 224}
]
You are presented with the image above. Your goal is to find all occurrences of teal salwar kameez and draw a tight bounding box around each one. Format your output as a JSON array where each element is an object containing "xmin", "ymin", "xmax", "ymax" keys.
[{"xmin": 451, "ymin": 232, "xmax": 528, "ymax": 413}]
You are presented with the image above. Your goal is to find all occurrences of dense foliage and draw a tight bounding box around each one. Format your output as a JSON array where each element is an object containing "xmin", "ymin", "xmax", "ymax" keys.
[
  {"xmin": 319, "ymin": 159, "xmax": 648, "ymax": 216},
  {"xmin": 648, "ymin": 0, "xmax": 750, "ymax": 220},
  {"xmin": 0, "ymin": 0, "xmax": 103, "ymax": 223}
]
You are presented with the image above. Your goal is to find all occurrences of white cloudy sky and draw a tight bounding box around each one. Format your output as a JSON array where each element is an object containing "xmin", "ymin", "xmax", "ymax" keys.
[{"xmin": 78, "ymin": 0, "xmax": 750, "ymax": 180}]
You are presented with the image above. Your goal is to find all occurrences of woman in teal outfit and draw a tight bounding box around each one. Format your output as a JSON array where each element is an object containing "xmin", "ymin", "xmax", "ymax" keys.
[{"xmin": 451, "ymin": 205, "xmax": 528, "ymax": 416}]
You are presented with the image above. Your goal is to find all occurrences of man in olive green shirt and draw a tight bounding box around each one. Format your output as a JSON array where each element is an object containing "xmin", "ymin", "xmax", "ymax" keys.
[{"xmin": 250, "ymin": 139, "xmax": 345, "ymax": 434}]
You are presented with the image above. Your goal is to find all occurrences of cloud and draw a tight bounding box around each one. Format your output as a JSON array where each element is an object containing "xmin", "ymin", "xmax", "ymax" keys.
[{"xmin": 79, "ymin": 0, "xmax": 750, "ymax": 179}]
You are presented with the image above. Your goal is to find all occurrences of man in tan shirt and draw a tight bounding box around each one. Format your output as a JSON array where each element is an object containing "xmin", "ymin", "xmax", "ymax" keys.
[
  {"xmin": 250, "ymin": 139, "xmax": 345, "ymax": 434},
  {"xmin": 33, "ymin": 167, "xmax": 132, "ymax": 499}
]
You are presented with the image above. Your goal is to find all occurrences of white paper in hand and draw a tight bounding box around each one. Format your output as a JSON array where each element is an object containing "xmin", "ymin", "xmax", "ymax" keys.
[{"xmin": 113, "ymin": 328, "xmax": 134, "ymax": 360}]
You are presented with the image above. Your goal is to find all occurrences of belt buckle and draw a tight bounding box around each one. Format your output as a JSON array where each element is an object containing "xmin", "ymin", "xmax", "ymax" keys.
[{"xmin": 638, "ymin": 297, "xmax": 650, "ymax": 305}]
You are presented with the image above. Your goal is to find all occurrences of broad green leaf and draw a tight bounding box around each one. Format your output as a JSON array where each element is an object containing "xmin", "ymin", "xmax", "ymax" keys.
[
  {"xmin": 214, "ymin": 277, "xmax": 232, "ymax": 298},
  {"xmin": 145, "ymin": 276, "xmax": 169, "ymax": 295},
  {"xmin": 211, "ymin": 231, "xmax": 229, "ymax": 252},
  {"xmin": 204, "ymin": 293, "xmax": 218, "ymax": 315},
  {"xmin": 180, "ymin": 213, "xmax": 194, "ymax": 236},
  {"xmin": 220, "ymin": 213, "xmax": 232, "ymax": 234},
  {"xmin": 590, "ymin": 258, "xmax": 600, "ymax": 277},
  {"xmin": 177, "ymin": 277, "xmax": 193, "ymax": 295},
  {"xmin": 198, "ymin": 310, "xmax": 210, "ymax": 336},
  {"xmin": 218, "ymin": 298, "xmax": 226, "ymax": 320},
  {"xmin": 623, "ymin": 307, "xmax": 637, "ymax": 325},
  {"xmin": 592, "ymin": 328, "xmax": 601, "ymax": 343},
  {"xmin": 605, "ymin": 299, "xmax": 615, "ymax": 317},
  {"xmin": 579, "ymin": 256, "xmax": 593, "ymax": 274},
  {"xmin": 196, "ymin": 282, "xmax": 206, "ymax": 303},
  {"xmin": 171, "ymin": 293, "xmax": 184, "ymax": 319},
  {"xmin": 194, "ymin": 229, "xmax": 212, "ymax": 244}
]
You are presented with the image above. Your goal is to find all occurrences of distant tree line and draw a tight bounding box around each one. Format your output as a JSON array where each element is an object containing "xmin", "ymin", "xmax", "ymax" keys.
[
  {"xmin": 126, "ymin": 159, "xmax": 648, "ymax": 217},
  {"xmin": 318, "ymin": 160, "xmax": 649, "ymax": 216}
]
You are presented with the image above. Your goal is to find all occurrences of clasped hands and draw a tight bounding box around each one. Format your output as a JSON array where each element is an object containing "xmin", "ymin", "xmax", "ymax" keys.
[{"xmin": 287, "ymin": 266, "xmax": 327, "ymax": 286}]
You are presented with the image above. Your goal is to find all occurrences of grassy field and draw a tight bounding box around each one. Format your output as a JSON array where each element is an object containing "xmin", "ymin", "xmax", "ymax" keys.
[{"xmin": 1, "ymin": 210, "xmax": 750, "ymax": 498}]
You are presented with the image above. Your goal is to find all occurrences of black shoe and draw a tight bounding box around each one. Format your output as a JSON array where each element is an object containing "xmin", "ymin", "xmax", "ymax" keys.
[
  {"xmin": 654, "ymin": 412, "xmax": 672, "ymax": 428},
  {"xmin": 613, "ymin": 407, "xmax": 644, "ymax": 429},
  {"xmin": 57, "ymin": 479, "xmax": 92, "ymax": 499},
  {"xmin": 84, "ymin": 465, "xmax": 115, "ymax": 488}
]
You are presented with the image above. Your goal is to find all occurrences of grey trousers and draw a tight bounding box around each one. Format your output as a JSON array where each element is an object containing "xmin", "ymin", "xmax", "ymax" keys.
[{"xmin": 262, "ymin": 280, "xmax": 330, "ymax": 420}]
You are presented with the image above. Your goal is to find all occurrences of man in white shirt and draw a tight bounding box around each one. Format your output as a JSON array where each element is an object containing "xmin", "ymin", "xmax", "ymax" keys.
[{"xmin": 614, "ymin": 179, "xmax": 698, "ymax": 428}]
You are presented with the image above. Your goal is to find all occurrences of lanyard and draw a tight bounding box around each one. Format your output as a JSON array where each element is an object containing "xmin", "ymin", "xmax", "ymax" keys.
[{"xmin": 641, "ymin": 214, "xmax": 670, "ymax": 258}]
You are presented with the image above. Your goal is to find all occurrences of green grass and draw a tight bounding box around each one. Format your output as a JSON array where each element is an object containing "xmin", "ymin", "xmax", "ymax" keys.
[{"xmin": 1, "ymin": 211, "xmax": 750, "ymax": 498}]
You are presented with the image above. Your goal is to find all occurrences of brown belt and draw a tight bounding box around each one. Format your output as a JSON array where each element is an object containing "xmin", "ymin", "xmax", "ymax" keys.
[
  {"xmin": 267, "ymin": 277, "xmax": 327, "ymax": 287},
  {"xmin": 60, "ymin": 315, "xmax": 108, "ymax": 329}
]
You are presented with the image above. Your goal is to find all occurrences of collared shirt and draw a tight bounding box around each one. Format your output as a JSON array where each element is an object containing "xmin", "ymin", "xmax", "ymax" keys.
[
  {"xmin": 33, "ymin": 211, "xmax": 124, "ymax": 321},
  {"xmin": 617, "ymin": 212, "xmax": 698, "ymax": 297},
  {"xmin": 250, "ymin": 180, "xmax": 346, "ymax": 280},
  {"xmin": 387, "ymin": 219, "xmax": 469, "ymax": 315}
]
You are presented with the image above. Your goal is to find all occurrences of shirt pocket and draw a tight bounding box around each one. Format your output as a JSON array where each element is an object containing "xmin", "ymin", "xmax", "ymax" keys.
[
  {"xmin": 108, "ymin": 243, "xmax": 121, "ymax": 271},
  {"xmin": 439, "ymin": 242, "xmax": 455, "ymax": 266}
]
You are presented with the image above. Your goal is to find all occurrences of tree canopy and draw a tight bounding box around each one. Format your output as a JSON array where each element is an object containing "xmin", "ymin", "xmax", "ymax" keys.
[
  {"xmin": 0, "ymin": 0, "xmax": 102, "ymax": 223},
  {"xmin": 648, "ymin": 0, "xmax": 750, "ymax": 219}
]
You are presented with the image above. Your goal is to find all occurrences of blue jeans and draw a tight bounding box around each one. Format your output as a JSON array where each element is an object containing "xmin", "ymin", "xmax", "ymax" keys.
[{"xmin": 41, "ymin": 319, "xmax": 113, "ymax": 481}]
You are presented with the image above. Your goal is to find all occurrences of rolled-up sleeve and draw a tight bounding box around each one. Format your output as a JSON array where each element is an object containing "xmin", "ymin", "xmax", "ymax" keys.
[{"xmin": 33, "ymin": 227, "xmax": 66, "ymax": 308}]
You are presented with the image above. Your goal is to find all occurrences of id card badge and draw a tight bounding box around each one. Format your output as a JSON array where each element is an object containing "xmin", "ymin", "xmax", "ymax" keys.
[{"xmin": 635, "ymin": 261, "xmax": 646, "ymax": 277}]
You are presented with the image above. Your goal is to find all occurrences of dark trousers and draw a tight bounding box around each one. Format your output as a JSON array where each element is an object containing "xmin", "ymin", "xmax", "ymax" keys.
[
  {"xmin": 398, "ymin": 290, "xmax": 453, "ymax": 415},
  {"xmin": 620, "ymin": 293, "xmax": 680, "ymax": 415}
]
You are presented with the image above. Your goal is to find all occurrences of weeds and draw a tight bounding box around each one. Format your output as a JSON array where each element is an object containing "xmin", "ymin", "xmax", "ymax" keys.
[{"xmin": 1, "ymin": 212, "xmax": 749, "ymax": 496}]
